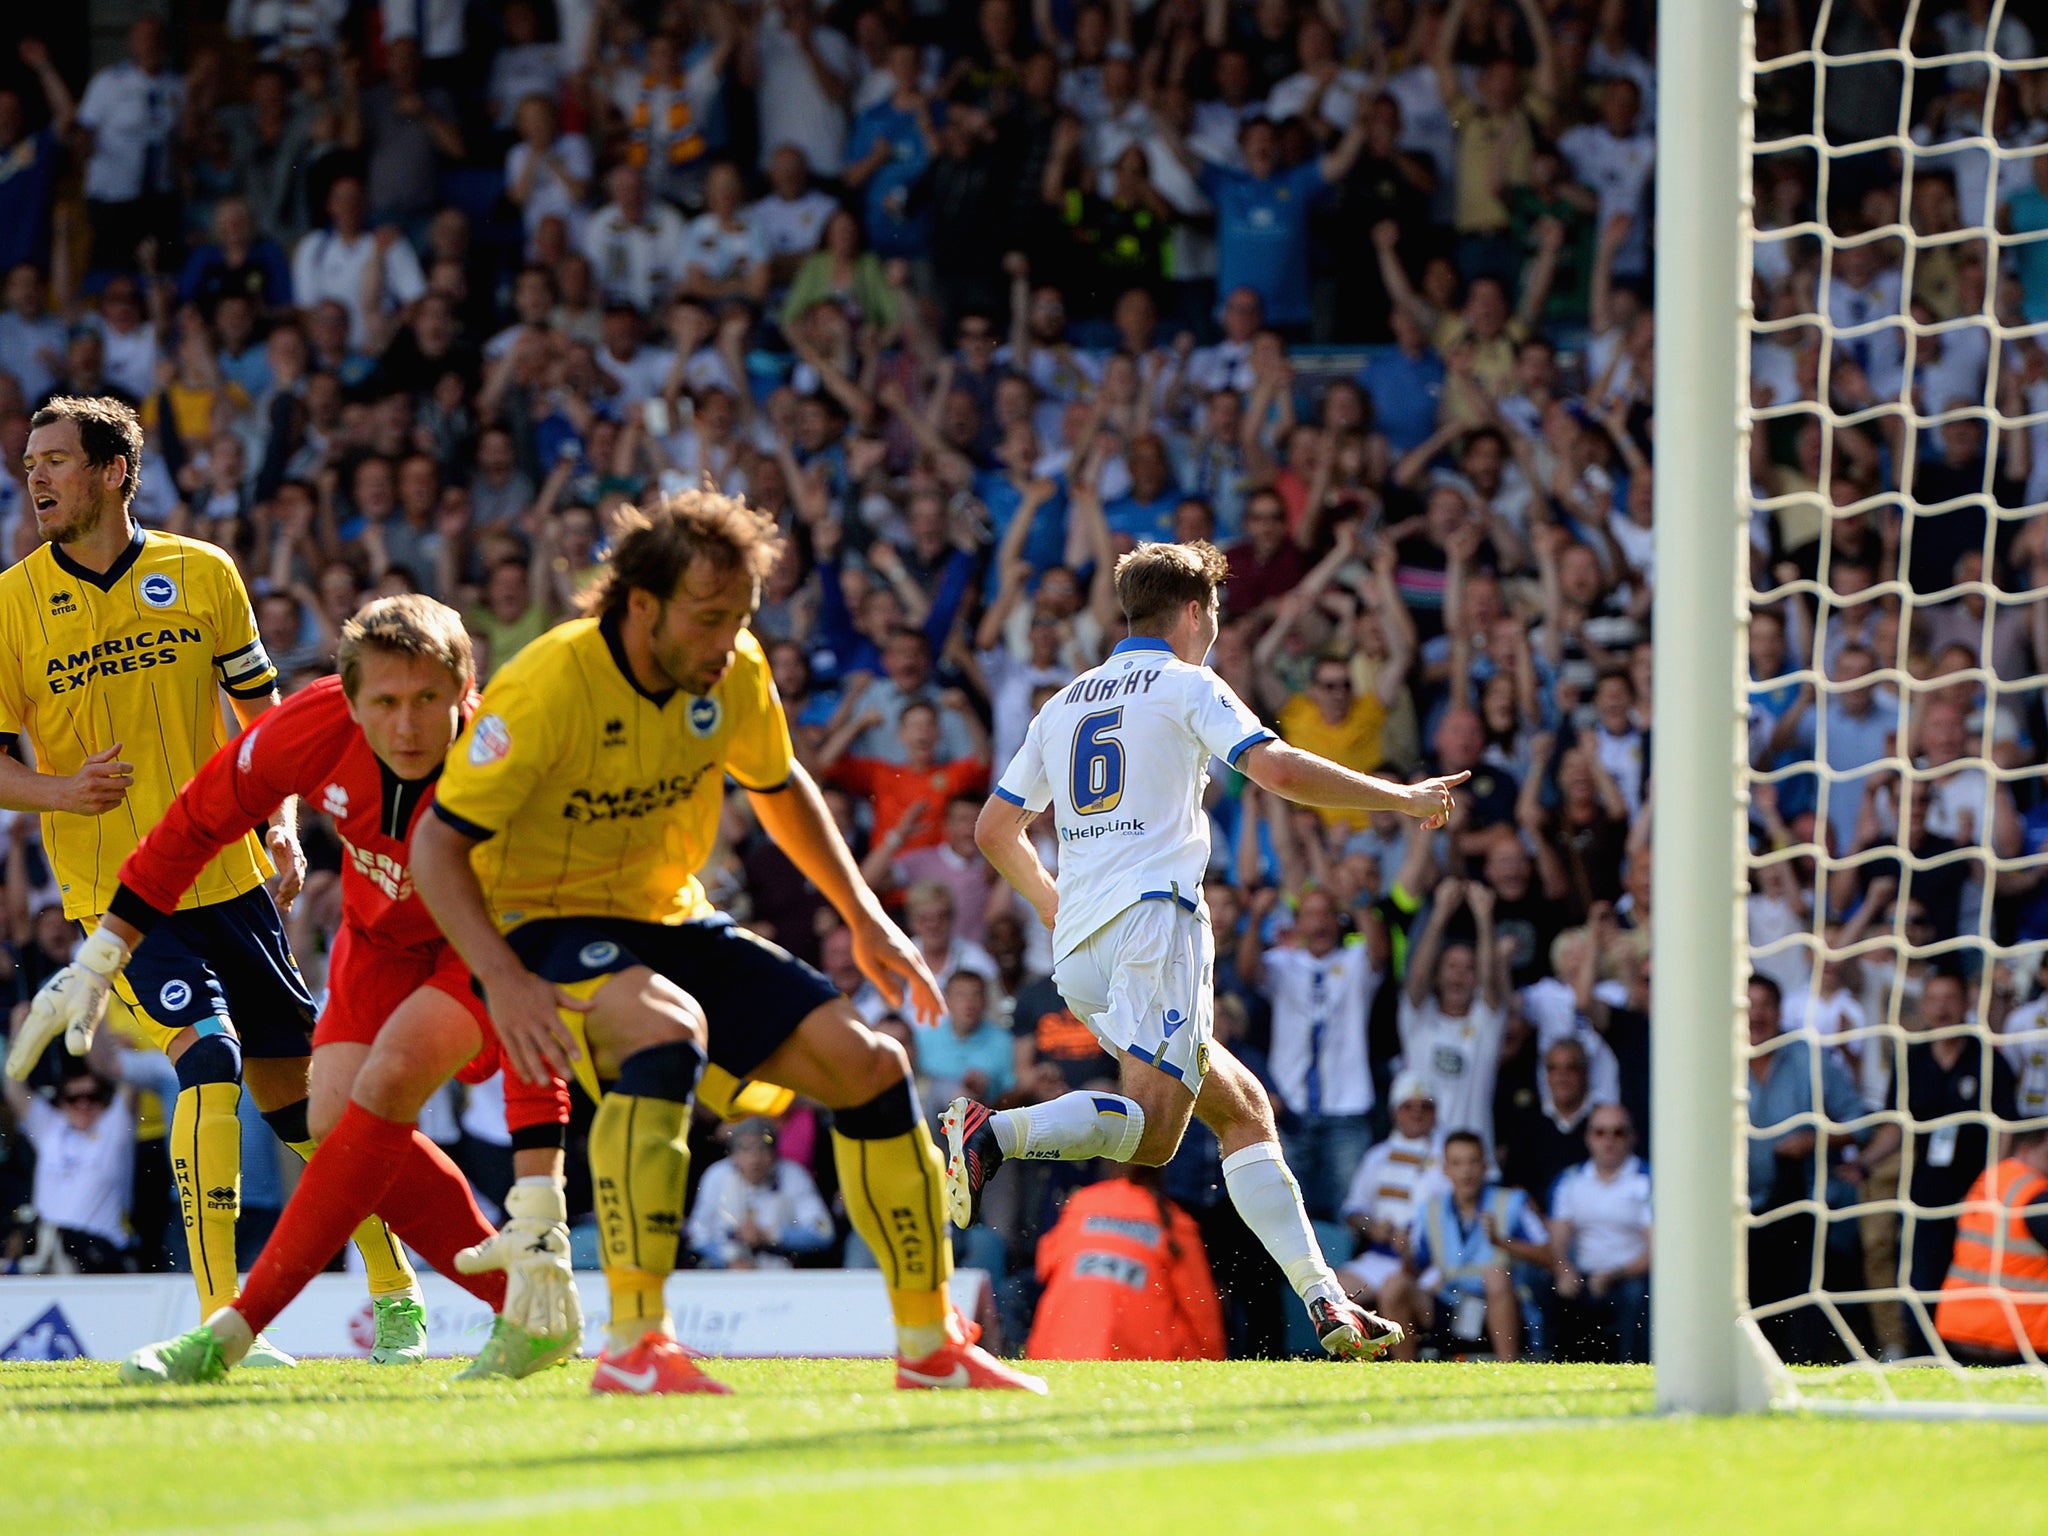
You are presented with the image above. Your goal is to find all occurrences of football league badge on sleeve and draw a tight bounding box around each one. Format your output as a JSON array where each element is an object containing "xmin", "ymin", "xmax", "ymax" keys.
[{"xmin": 469, "ymin": 714, "xmax": 512, "ymax": 765}]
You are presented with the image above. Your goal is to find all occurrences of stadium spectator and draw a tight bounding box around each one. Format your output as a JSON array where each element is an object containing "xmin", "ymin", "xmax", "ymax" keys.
[
  {"xmin": 1337, "ymin": 1071, "xmax": 1445, "ymax": 1311},
  {"xmin": 1237, "ymin": 884, "xmax": 1382, "ymax": 1221},
  {"xmin": 1, "ymin": 1061, "xmax": 135, "ymax": 1273},
  {"xmin": 1380, "ymin": 1130, "xmax": 1551, "ymax": 1361},
  {"xmin": 686, "ymin": 1119, "xmax": 836, "ymax": 1270},
  {"xmin": 1547, "ymin": 1104, "xmax": 1652, "ymax": 1362}
]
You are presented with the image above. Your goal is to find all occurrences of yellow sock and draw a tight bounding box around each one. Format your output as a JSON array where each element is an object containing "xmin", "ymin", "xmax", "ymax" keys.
[
  {"xmin": 171, "ymin": 1082, "xmax": 244, "ymax": 1320},
  {"xmin": 282, "ymin": 1135, "xmax": 418, "ymax": 1298},
  {"xmin": 832, "ymin": 1124, "xmax": 954, "ymax": 1357},
  {"xmin": 589, "ymin": 1089, "xmax": 690, "ymax": 1352}
]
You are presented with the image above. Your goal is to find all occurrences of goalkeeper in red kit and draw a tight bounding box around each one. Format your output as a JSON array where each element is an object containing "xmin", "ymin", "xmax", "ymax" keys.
[{"xmin": 17, "ymin": 595, "xmax": 581, "ymax": 1383}]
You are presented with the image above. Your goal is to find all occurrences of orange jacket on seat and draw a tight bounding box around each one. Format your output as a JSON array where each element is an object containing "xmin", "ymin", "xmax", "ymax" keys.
[{"xmin": 1026, "ymin": 1177, "xmax": 1226, "ymax": 1361}]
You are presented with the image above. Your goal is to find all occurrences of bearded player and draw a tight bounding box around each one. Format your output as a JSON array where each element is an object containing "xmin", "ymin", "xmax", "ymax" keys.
[
  {"xmin": 0, "ymin": 398, "xmax": 417, "ymax": 1363},
  {"xmin": 950, "ymin": 540, "xmax": 1466, "ymax": 1358},
  {"xmin": 412, "ymin": 489, "xmax": 1043, "ymax": 1394},
  {"xmin": 88, "ymin": 596, "xmax": 579, "ymax": 1384}
]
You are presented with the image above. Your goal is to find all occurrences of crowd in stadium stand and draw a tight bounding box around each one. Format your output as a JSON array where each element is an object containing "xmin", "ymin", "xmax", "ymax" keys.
[{"xmin": 1, "ymin": 0, "xmax": 2046, "ymax": 1369}]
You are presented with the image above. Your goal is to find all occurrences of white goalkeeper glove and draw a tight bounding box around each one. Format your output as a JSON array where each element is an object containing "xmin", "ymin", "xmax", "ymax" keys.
[
  {"xmin": 456, "ymin": 1176, "xmax": 582, "ymax": 1341},
  {"xmin": 6, "ymin": 926, "xmax": 130, "ymax": 1081}
]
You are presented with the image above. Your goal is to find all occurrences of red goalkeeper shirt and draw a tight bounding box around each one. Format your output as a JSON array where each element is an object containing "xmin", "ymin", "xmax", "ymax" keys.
[{"xmin": 111, "ymin": 675, "xmax": 472, "ymax": 946}]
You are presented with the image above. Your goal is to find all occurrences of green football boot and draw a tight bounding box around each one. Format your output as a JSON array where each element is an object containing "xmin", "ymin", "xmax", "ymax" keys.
[
  {"xmin": 369, "ymin": 1295, "xmax": 429, "ymax": 1364},
  {"xmin": 450, "ymin": 1314, "xmax": 581, "ymax": 1382},
  {"xmin": 119, "ymin": 1325, "xmax": 229, "ymax": 1386}
]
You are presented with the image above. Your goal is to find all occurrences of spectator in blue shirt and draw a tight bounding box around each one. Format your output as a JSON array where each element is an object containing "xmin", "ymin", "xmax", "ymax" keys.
[
  {"xmin": 2008, "ymin": 153, "xmax": 2048, "ymax": 324},
  {"xmin": 1359, "ymin": 305, "xmax": 1447, "ymax": 456},
  {"xmin": 1162, "ymin": 97, "xmax": 1374, "ymax": 334},
  {"xmin": 0, "ymin": 41, "xmax": 75, "ymax": 274},
  {"xmin": 845, "ymin": 44, "xmax": 936, "ymax": 261},
  {"xmin": 1745, "ymin": 974, "xmax": 1868, "ymax": 1364},
  {"xmin": 1101, "ymin": 433, "xmax": 1181, "ymax": 545},
  {"xmin": 918, "ymin": 971, "xmax": 1017, "ymax": 1109}
]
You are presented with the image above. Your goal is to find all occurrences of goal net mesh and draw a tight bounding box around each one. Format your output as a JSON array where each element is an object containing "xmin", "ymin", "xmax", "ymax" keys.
[{"xmin": 1739, "ymin": 0, "xmax": 2048, "ymax": 1412}]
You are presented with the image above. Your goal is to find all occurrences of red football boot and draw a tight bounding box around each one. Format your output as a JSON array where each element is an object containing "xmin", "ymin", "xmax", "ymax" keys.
[
  {"xmin": 590, "ymin": 1332, "xmax": 733, "ymax": 1395},
  {"xmin": 895, "ymin": 1312, "xmax": 1048, "ymax": 1394}
]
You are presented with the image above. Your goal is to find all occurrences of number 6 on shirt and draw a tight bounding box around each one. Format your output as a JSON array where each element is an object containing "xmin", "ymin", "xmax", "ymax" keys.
[{"xmin": 1070, "ymin": 709, "xmax": 1126, "ymax": 815}]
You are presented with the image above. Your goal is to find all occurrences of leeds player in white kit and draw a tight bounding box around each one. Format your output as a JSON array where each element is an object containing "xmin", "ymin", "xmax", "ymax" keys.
[{"xmin": 945, "ymin": 542, "xmax": 1467, "ymax": 1357}]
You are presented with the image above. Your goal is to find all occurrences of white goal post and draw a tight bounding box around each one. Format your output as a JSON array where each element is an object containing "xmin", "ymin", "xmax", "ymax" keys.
[
  {"xmin": 1650, "ymin": 0, "xmax": 1751, "ymax": 1416},
  {"xmin": 1654, "ymin": 0, "xmax": 2048, "ymax": 1418}
]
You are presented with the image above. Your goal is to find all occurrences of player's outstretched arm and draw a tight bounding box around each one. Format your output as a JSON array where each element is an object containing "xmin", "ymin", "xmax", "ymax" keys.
[
  {"xmin": 747, "ymin": 762, "xmax": 944, "ymax": 1024},
  {"xmin": 1238, "ymin": 740, "xmax": 1466, "ymax": 828},
  {"xmin": 974, "ymin": 794, "xmax": 1058, "ymax": 933},
  {"xmin": 412, "ymin": 810, "xmax": 589, "ymax": 1084}
]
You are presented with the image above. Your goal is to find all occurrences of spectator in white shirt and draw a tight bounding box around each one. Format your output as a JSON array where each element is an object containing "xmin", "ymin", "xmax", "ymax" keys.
[
  {"xmin": 76, "ymin": 16, "xmax": 187, "ymax": 275},
  {"xmin": 1559, "ymin": 79, "xmax": 1655, "ymax": 281},
  {"xmin": 1399, "ymin": 879, "xmax": 1511, "ymax": 1157},
  {"xmin": 1546, "ymin": 1104, "xmax": 1652, "ymax": 1361},
  {"xmin": 611, "ymin": 24, "xmax": 732, "ymax": 209},
  {"xmin": 582, "ymin": 163, "xmax": 689, "ymax": 311},
  {"xmin": 0, "ymin": 263, "xmax": 67, "ymax": 405},
  {"xmin": 1237, "ymin": 887, "xmax": 1384, "ymax": 1221},
  {"xmin": 686, "ymin": 1119, "xmax": 836, "ymax": 1269},
  {"xmin": 90, "ymin": 274, "xmax": 162, "ymax": 404},
  {"xmin": 227, "ymin": 0, "xmax": 349, "ymax": 62},
  {"xmin": 3, "ymin": 1065, "xmax": 135, "ymax": 1271},
  {"xmin": 593, "ymin": 303, "xmax": 670, "ymax": 407},
  {"xmin": 1338, "ymin": 1072, "xmax": 1447, "ymax": 1307},
  {"xmin": 680, "ymin": 162, "xmax": 771, "ymax": 305},
  {"xmin": 1265, "ymin": 17, "xmax": 1370, "ymax": 142},
  {"xmin": 291, "ymin": 175, "xmax": 426, "ymax": 349},
  {"xmin": 486, "ymin": 0, "xmax": 566, "ymax": 130},
  {"xmin": 748, "ymin": 144, "xmax": 841, "ymax": 286},
  {"xmin": 747, "ymin": 0, "xmax": 856, "ymax": 178},
  {"xmin": 382, "ymin": 0, "xmax": 466, "ymax": 64},
  {"xmin": 505, "ymin": 96, "xmax": 592, "ymax": 256},
  {"xmin": 1186, "ymin": 287, "xmax": 1262, "ymax": 395}
]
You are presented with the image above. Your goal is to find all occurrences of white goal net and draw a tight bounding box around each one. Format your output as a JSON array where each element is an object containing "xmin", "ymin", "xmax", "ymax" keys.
[{"xmin": 1734, "ymin": 0, "xmax": 2048, "ymax": 1415}]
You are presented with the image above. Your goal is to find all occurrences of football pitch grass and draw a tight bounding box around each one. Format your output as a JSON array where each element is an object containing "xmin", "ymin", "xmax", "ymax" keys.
[{"xmin": 5, "ymin": 1359, "xmax": 2043, "ymax": 1536}]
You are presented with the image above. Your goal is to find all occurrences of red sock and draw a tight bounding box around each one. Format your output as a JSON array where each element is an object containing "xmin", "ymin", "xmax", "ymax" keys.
[
  {"xmin": 235, "ymin": 1101, "xmax": 414, "ymax": 1335},
  {"xmin": 372, "ymin": 1132, "xmax": 506, "ymax": 1314}
]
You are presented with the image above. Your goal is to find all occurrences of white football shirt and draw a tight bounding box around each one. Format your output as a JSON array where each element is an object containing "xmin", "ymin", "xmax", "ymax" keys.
[
  {"xmin": 994, "ymin": 637, "xmax": 1273, "ymax": 960},
  {"xmin": 1397, "ymin": 994, "xmax": 1508, "ymax": 1155},
  {"xmin": 1264, "ymin": 942, "xmax": 1380, "ymax": 1118}
]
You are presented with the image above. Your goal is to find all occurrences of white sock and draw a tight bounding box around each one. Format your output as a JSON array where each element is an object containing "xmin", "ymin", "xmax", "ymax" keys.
[
  {"xmin": 992, "ymin": 1092, "xmax": 1146, "ymax": 1162},
  {"xmin": 897, "ymin": 1320, "xmax": 948, "ymax": 1360},
  {"xmin": 205, "ymin": 1306, "xmax": 255, "ymax": 1368},
  {"xmin": 1221, "ymin": 1142, "xmax": 1344, "ymax": 1308}
]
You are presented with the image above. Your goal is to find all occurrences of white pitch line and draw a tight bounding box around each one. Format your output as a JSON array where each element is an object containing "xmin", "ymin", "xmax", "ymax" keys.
[{"xmin": 179, "ymin": 1413, "xmax": 1629, "ymax": 1536}]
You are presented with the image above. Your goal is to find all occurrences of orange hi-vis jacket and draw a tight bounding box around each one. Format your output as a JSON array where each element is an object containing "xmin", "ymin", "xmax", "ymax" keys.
[
  {"xmin": 1935, "ymin": 1157, "xmax": 2048, "ymax": 1356},
  {"xmin": 1026, "ymin": 1178, "xmax": 1226, "ymax": 1362}
]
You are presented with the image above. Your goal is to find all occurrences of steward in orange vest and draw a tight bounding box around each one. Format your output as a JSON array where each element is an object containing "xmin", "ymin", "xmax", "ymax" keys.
[
  {"xmin": 1934, "ymin": 1130, "xmax": 2048, "ymax": 1363},
  {"xmin": 1026, "ymin": 1169, "xmax": 1226, "ymax": 1361}
]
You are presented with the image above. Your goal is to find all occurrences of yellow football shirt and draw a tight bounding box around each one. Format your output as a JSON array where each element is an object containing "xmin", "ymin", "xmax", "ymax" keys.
[
  {"xmin": 0, "ymin": 528, "xmax": 279, "ymax": 919},
  {"xmin": 1278, "ymin": 689, "xmax": 1389, "ymax": 825},
  {"xmin": 434, "ymin": 613, "xmax": 793, "ymax": 929}
]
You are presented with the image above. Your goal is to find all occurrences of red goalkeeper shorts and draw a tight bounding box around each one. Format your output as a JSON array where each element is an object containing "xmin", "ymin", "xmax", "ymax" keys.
[{"xmin": 312, "ymin": 924, "xmax": 568, "ymax": 1133}]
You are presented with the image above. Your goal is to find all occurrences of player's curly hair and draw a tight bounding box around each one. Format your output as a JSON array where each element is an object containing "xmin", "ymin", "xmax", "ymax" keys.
[
  {"xmin": 1115, "ymin": 539, "xmax": 1229, "ymax": 633},
  {"xmin": 29, "ymin": 396, "xmax": 144, "ymax": 507},
  {"xmin": 337, "ymin": 594, "xmax": 476, "ymax": 700},
  {"xmin": 582, "ymin": 487, "xmax": 784, "ymax": 617}
]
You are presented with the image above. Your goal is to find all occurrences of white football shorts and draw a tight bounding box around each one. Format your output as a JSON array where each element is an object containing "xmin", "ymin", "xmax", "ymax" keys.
[{"xmin": 1052, "ymin": 896, "xmax": 1215, "ymax": 1089}]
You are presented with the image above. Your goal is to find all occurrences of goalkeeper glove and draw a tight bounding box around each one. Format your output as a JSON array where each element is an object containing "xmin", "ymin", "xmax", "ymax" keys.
[
  {"xmin": 5, "ymin": 926, "xmax": 130, "ymax": 1081},
  {"xmin": 456, "ymin": 1176, "xmax": 582, "ymax": 1341}
]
